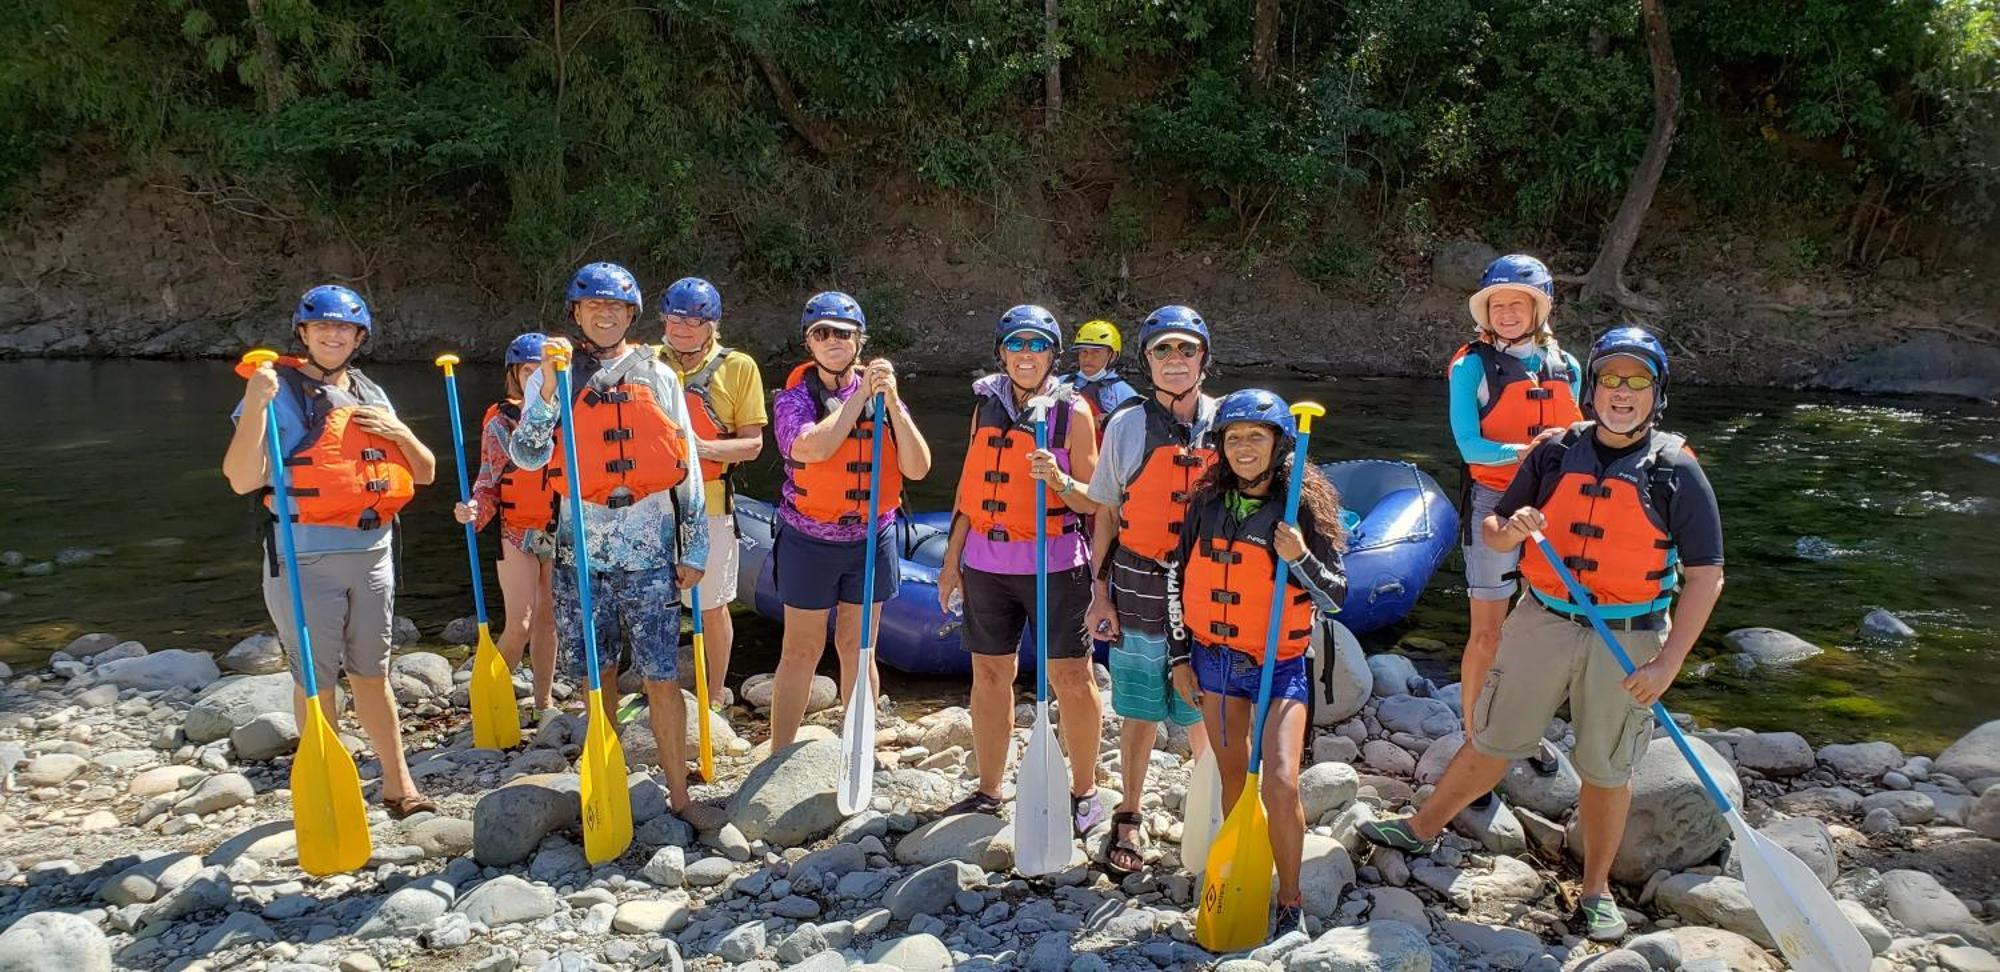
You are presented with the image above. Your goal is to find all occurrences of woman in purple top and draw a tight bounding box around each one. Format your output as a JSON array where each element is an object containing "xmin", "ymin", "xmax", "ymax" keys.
[
  {"xmin": 767, "ymin": 291, "xmax": 933, "ymax": 753},
  {"xmin": 934, "ymin": 306, "xmax": 1107, "ymax": 828}
]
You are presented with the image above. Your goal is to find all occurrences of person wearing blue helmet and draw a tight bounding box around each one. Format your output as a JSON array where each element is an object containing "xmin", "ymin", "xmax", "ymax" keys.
[
  {"xmin": 1364, "ymin": 326, "xmax": 1724, "ymax": 944},
  {"xmin": 222, "ymin": 283, "xmax": 439, "ymax": 818},
  {"xmin": 766, "ymin": 290, "xmax": 934, "ymax": 754},
  {"xmin": 657, "ymin": 277, "xmax": 767, "ymax": 717},
  {"xmin": 509, "ymin": 261, "xmax": 710, "ymax": 812},
  {"xmin": 1166, "ymin": 388, "xmax": 1347, "ymax": 940},
  {"xmin": 1031, "ymin": 302, "xmax": 1217, "ymax": 875},
  {"xmin": 452, "ymin": 332, "xmax": 560, "ymax": 721},
  {"xmin": 936, "ymin": 305, "xmax": 1105, "ymax": 825}
]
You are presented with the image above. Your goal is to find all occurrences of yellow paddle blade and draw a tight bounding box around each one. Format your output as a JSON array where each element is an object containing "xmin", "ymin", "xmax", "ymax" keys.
[
  {"xmin": 580, "ymin": 687, "xmax": 633, "ymax": 864},
  {"xmin": 291, "ymin": 701, "xmax": 372, "ymax": 876},
  {"xmin": 469, "ymin": 624, "xmax": 521, "ymax": 750},
  {"xmin": 1195, "ymin": 771, "xmax": 1276, "ymax": 952},
  {"xmin": 691, "ymin": 630, "xmax": 714, "ymax": 782}
]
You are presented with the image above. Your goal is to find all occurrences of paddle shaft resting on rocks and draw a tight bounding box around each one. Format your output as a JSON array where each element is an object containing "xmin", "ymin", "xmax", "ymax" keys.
[{"xmin": 436, "ymin": 353, "xmax": 521, "ymax": 750}]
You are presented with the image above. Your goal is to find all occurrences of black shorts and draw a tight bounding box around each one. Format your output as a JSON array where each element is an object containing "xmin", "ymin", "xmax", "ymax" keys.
[
  {"xmin": 960, "ymin": 564, "xmax": 1092, "ymax": 660},
  {"xmin": 773, "ymin": 523, "xmax": 899, "ymax": 611}
]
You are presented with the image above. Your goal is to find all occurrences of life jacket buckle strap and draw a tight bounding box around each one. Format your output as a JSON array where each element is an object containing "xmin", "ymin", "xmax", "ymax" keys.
[
  {"xmin": 1209, "ymin": 622, "xmax": 1239, "ymax": 638},
  {"xmin": 602, "ymin": 428, "xmax": 634, "ymax": 442},
  {"xmin": 360, "ymin": 448, "xmax": 386, "ymax": 461},
  {"xmin": 364, "ymin": 478, "xmax": 392, "ymax": 493},
  {"xmin": 606, "ymin": 458, "xmax": 637, "ymax": 472},
  {"xmin": 979, "ymin": 499, "xmax": 1007, "ymax": 513},
  {"xmin": 1172, "ymin": 454, "xmax": 1203, "ymax": 468},
  {"xmin": 606, "ymin": 495, "xmax": 635, "ymax": 509},
  {"xmin": 982, "ymin": 471, "xmax": 1008, "ymax": 484},
  {"xmin": 1211, "ymin": 591, "xmax": 1240, "ymax": 605},
  {"xmin": 1562, "ymin": 555, "xmax": 1599, "ymax": 572},
  {"xmin": 1580, "ymin": 483, "xmax": 1613, "ymax": 498},
  {"xmin": 1570, "ymin": 523, "xmax": 1606, "ymax": 539}
]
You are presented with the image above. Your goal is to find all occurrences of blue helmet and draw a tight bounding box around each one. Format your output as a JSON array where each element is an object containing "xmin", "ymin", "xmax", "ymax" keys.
[
  {"xmin": 1587, "ymin": 325, "xmax": 1670, "ymax": 416},
  {"xmin": 1470, "ymin": 254, "xmax": 1554, "ymax": 329},
  {"xmin": 800, "ymin": 291, "xmax": 866, "ymax": 332},
  {"xmin": 1214, "ymin": 388, "xmax": 1296, "ymax": 443},
  {"xmin": 1139, "ymin": 304, "xmax": 1210, "ymax": 350},
  {"xmin": 505, "ymin": 332, "xmax": 548, "ymax": 366},
  {"xmin": 293, "ymin": 284, "xmax": 372, "ymax": 332},
  {"xmin": 661, "ymin": 277, "xmax": 723, "ymax": 321},
  {"xmin": 566, "ymin": 262, "xmax": 643, "ymax": 313},
  {"xmin": 996, "ymin": 304, "xmax": 1062, "ymax": 352}
]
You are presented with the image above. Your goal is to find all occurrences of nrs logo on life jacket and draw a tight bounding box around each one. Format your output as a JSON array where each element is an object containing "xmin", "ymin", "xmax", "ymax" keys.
[
  {"xmin": 1451, "ymin": 341, "xmax": 1582, "ymax": 491},
  {"xmin": 955, "ymin": 392, "xmax": 1077, "ymax": 543},
  {"xmin": 1518, "ymin": 424, "xmax": 1689, "ymax": 616},
  {"xmin": 483, "ymin": 401, "xmax": 563, "ymax": 532},
  {"xmin": 559, "ymin": 355, "xmax": 689, "ymax": 507},
  {"xmin": 1117, "ymin": 399, "xmax": 1215, "ymax": 561},
  {"xmin": 1180, "ymin": 501, "xmax": 1315, "ymax": 662},
  {"xmin": 782, "ymin": 363, "xmax": 902, "ymax": 525},
  {"xmin": 254, "ymin": 359, "xmax": 415, "ymax": 531}
]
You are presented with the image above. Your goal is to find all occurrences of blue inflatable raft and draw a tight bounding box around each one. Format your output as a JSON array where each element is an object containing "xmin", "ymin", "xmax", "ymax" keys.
[{"xmin": 731, "ymin": 459, "xmax": 1457, "ymax": 676}]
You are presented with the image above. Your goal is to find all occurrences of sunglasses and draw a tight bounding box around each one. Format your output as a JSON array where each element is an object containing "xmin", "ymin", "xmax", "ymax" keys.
[
  {"xmin": 808, "ymin": 326, "xmax": 858, "ymax": 343},
  {"xmin": 1002, "ymin": 336, "xmax": 1053, "ymax": 354},
  {"xmin": 1596, "ymin": 373, "xmax": 1656, "ymax": 391},
  {"xmin": 1148, "ymin": 341, "xmax": 1202, "ymax": 360}
]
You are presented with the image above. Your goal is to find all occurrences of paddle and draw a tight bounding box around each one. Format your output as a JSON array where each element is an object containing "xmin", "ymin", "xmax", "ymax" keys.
[
  {"xmin": 549, "ymin": 347, "xmax": 634, "ymax": 865},
  {"xmin": 435, "ymin": 354, "xmax": 522, "ymax": 751},
  {"xmin": 836, "ymin": 392, "xmax": 886, "ymax": 816},
  {"xmin": 690, "ymin": 582, "xmax": 714, "ymax": 783},
  {"xmin": 1196, "ymin": 401, "xmax": 1324, "ymax": 952},
  {"xmin": 242, "ymin": 349, "xmax": 373, "ymax": 876},
  {"xmin": 1181, "ymin": 747, "xmax": 1223, "ymax": 874},
  {"xmin": 1526, "ymin": 531, "xmax": 1868, "ymax": 972},
  {"xmin": 1014, "ymin": 393, "xmax": 1074, "ymax": 877}
]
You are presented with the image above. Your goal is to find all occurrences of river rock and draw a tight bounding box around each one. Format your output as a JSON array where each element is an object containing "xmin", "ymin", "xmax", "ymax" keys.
[
  {"xmin": 100, "ymin": 852, "xmax": 202, "ymax": 906},
  {"xmin": 1572, "ymin": 950, "xmax": 1652, "ymax": 972},
  {"xmin": 1859, "ymin": 609, "xmax": 1916, "ymax": 641},
  {"xmin": 63, "ymin": 633, "xmax": 124, "ymax": 658},
  {"xmin": 1451, "ymin": 795, "xmax": 1528, "ymax": 854},
  {"xmin": 357, "ymin": 881, "xmax": 454, "ymax": 939},
  {"xmin": 915, "ymin": 707, "xmax": 975, "ymax": 753},
  {"xmin": 1413, "ymin": 732, "xmax": 1462, "ymax": 785},
  {"xmin": 1669, "ymin": 926, "xmax": 1780, "ymax": 972},
  {"xmin": 74, "ymin": 684, "xmax": 119, "ymax": 708},
  {"xmin": 740, "ymin": 673, "xmax": 838, "ymax": 713},
  {"xmin": 895, "ymin": 813, "xmax": 1005, "ymax": 866},
  {"xmin": 1862, "ymin": 807, "xmax": 1899, "ymax": 833},
  {"xmin": 389, "ymin": 652, "xmax": 454, "ymax": 703},
  {"xmin": 1968, "ymin": 785, "xmax": 2000, "ymax": 839},
  {"xmin": 91, "ymin": 649, "xmax": 220, "ymax": 693},
  {"xmin": 129, "ymin": 765, "xmax": 207, "ymax": 798},
  {"xmin": 1498, "ymin": 746, "xmax": 1582, "ymax": 819},
  {"xmin": 1376, "ymin": 696, "xmax": 1458, "ymax": 739},
  {"xmin": 1733, "ymin": 731, "xmax": 1814, "ymax": 776},
  {"xmin": 1836, "ymin": 899, "xmax": 1892, "ymax": 955},
  {"xmin": 1880, "ymin": 869, "xmax": 1982, "ymax": 937},
  {"xmin": 1298, "ymin": 836, "xmax": 1356, "ymax": 918},
  {"xmin": 1937, "ymin": 720, "xmax": 2000, "ymax": 782},
  {"xmin": 1574, "ymin": 735, "xmax": 1741, "ymax": 884},
  {"xmin": 613, "ymin": 895, "xmax": 689, "ymax": 934},
  {"xmin": 1657, "ymin": 874, "xmax": 1773, "ymax": 948},
  {"xmin": 1817, "ymin": 742, "xmax": 1903, "ymax": 780},
  {"xmin": 1774, "ymin": 784, "xmax": 1863, "ymax": 817},
  {"xmin": 865, "ymin": 933, "xmax": 953, "ymax": 971},
  {"xmin": 220, "ymin": 633, "xmax": 287, "ymax": 674},
  {"xmin": 1302, "ymin": 761, "xmax": 1361, "ymax": 821},
  {"xmin": 1724, "ymin": 628, "xmax": 1821, "ymax": 667},
  {"xmin": 455, "ymin": 875, "xmax": 558, "ymax": 927},
  {"xmin": 173, "ymin": 772, "xmax": 253, "ymax": 816},
  {"xmin": 231, "ymin": 711, "xmax": 300, "ymax": 761},
  {"xmin": 1860, "ymin": 790, "xmax": 1934, "ymax": 824},
  {"xmin": 442, "ymin": 616, "xmax": 479, "ymax": 646},
  {"xmin": 472, "ymin": 774, "xmax": 580, "ymax": 866},
  {"xmin": 619, "ymin": 693, "xmax": 742, "ymax": 766},
  {"xmin": 1411, "ymin": 853, "xmax": 1543, "ymax": 909},
  {"xmin": 21, "ymin": 753, "xmax": 87, "ymax": 786},
  {"xmin": 1285, "ymin": 919, "xmax": 1432, "ymax": 972},
  {"xmin": 0, "ymin": 911, "xmax": 113, "ymax": 972},
  {"xmin": 1736, "ymin": 815, "xmax": 1836, "ymax": 887},
  {"xmin": 886, "ymin": 861, "xmax": 981, "ymax": 921},
  {"xmin": 1361, "ymin": 740, "xmax": 1415, "ymax": 776},
  {"xmin": 194, "ymin": 911, "xmax": 276, "ymax": 952},
  {"xmin": 1368, "ymin": 655, "xmax": 1420, "ymax": 698},
  {"xmin": 406, "ymin": 816, "xmax": 474, "ymax": 859},
  {"xmin": 638, "ymin": 846, "xmax": 684, "ymax": 887},
  {"xmin": 185, "ymin": 673, "xmax": 293, "ymax": 742},
  {"xmin": 1435, "ymin": 240, "xmax": 1500, "ymax": 292},
  {"xmin": 726, "ymin": 738, "xmax": 842, "ymax": 846},
  {"xmin": 1313, "ymin": 621, "xmax": 1372, "ymax": 724},
  {"xmin": 139, "ymin": 865, "xmax": 231, "ymax": 930}
]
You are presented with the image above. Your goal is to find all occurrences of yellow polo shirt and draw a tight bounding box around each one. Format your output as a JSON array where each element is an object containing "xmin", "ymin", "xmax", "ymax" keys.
[{"xmin": 666, "ymin": 342, "xmax": 769, "ymax": 515}]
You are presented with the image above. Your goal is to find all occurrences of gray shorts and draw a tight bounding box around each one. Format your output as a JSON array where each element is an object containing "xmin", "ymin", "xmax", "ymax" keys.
[
  {"xmin": 261, "ymin": 547, "xmax": 395, "ymax": 691},
  {"xmin": 1462, "ymin": 482, "xmax": 1522, "ymax": 601}
]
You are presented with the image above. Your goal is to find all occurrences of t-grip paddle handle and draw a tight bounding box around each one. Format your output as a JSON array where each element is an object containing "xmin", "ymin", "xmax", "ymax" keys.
[
  {"xmin": 434, "ymin": 353, "xmax": 489, "ymax": 625},
  {"xmin": 1527, "ymin": 529, "xmax": 1735, "ymax": 813}
]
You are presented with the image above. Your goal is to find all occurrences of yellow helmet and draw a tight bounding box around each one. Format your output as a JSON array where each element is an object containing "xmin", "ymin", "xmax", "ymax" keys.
[{"xmin": 1074, "ymin": 320, "xmax": 1123, "ymax": 354}]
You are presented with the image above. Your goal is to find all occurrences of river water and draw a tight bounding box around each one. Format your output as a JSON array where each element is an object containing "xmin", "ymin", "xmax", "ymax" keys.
[{"xmin": 2, "ymin": 359, "xmax": 1994, "ymax": 751}]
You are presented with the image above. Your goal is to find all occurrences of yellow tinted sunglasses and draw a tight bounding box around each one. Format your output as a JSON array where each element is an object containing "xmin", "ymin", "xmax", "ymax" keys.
[{"xmin": 1596, "ymin": 373, "xmax": 1656, "ymax": 391}]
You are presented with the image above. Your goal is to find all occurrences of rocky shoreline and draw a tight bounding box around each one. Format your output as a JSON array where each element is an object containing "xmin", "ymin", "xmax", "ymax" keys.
[{"xmin": 0, "ymin": 626, "xmax": 1996, "ymax": 972}]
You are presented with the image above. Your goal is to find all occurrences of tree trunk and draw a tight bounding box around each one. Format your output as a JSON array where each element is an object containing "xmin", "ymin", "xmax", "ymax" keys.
[
  {"xmin": 1044, "ymin": 0, "xmax": 1062, "ymax": 129},
  {"xmin": 1580, "ymin": 0, "xmax": 1679, "ymax": 315},
  {"xmin": 245, "ymin": 0, "xmax": 284, "ymax": 113},
  {"xmin": 1252, "ymin": 0, "xmax": 1279, "ymax": 88},
  {"xmin": 750, "ymin": 45, "xmax": 837, "ymax": 156}
]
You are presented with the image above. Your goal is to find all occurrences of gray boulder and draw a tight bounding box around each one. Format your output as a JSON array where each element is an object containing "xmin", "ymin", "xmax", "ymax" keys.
[
  {"xmin": 865, "ymin": 933, "xmax": 954, "ymax": 971},
  {"xmin": 1968, "ymin": 785, "xmax": 2000, "ymax": 840},
  {"xmin": 1497, "ymin": 745, "xmax": 1582, "ymax": 819},
  {"xmin": 355, "ymin": 881, "xmax": 454, "ymax": 939},
  {"xmin": 1880, "ymin": 869, "xmax": 1983, "ymax": 938},
  {"xmin": 1570, "ymin": 735, "xmax": 1741, "ymax": 884},
  {"xmin": 1733, "ymin": 732, "xmax": 1814, "ymax": 777},
  {"xmin": 1732, "ymin": 816, "xmax": 1836, "ymax": 887},
  {"xmin": 1937, "ymin": 720, "xmax": 2000, "ymax": 783},
  {"xmin": 91, "ymin": 650, "xmax": 220, "ymax": 693},
  {"xmin": 1724, "ymin": 628, "xmax": 1821, "ymax": 667},
  {"xmin": 1817, "ymin": 742, "xmax": 1903, "ymax": 780},
  {"xmin": 472, "ymin": 774, "xmax": 580, "ymax": 867},
  {"xmin": 725, "ymin": 738, "xmax": 843, "ymax": 846},
  {"xmin": 1297, "ymin": 836, "xmax": 1355, "ymax": 919},
  {"xmin": 1859, "ymin": 609, "xmax": 1915, "ymax": 641},
  {"xmin": 219, "ymin": 633, "xmax": 287, "ymax": 675},
  {"xmin": 63, "ymin": 633, "xmax": 125, "ymax": 658},
  {"xmin": 885, "ymin": 861, "xmax": 981, "ymax": 921},
  {"xmin": 1367, "ymin": 654, "xmax": 1420, "ymax": 698},
  {"xmin": 894, "ymin": 813, "xmax": 1005, "ymax": 866},
  {"xmin": 454, "ymin": 875, "xmax": 558, "ymax": 927},
  {"xmin": 231, "ymin": 712, "xmax": 300, "ymax": 761},
  {"xmin": 389, "ymin": 651, "xmax": 454, "ymax": 703},
  {"xmin": 1375, "ymin": 696, "xmax": 1458, "ymax": 739},
  {"xmin": 1312, "ymin": 621, "xmax": 1372, "ymax": 725},
  {"xmin": 1301, "ymin": 762, "xmax": 1360, "ymax": 822},
  {"xmin": 185, "ymin": 673, "xmax": 294, "ymax": 744},
  {"xmin": 1656, "ymin": 874, "xmax": 1773, "ymax": 948},
  {"xmin": 1284, "ymin": 919, "xmax": 1432, "ymax": 972},
  {"xmin": 0, "ymin": 911, "xmax": 112, "ymax": 972}
]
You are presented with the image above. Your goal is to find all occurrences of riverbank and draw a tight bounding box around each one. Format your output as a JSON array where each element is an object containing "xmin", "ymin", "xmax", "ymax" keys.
[{"xmin": 0, "ymin": 630, "xmax": 1996, "ymax": 972}]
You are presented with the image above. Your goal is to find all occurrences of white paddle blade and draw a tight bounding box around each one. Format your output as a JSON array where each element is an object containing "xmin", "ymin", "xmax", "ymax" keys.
[
  {"xmin": 1181, "ymin": 749, "xmax": 1224, "ymax": 874},
  {"xmin": 836, "ymin": 665, "xmax": 876, "ymax": 816},
  {"xmin": 1014, "ymin": 704, "xmax": 1073, "ymax": 877},
  {"xmin": 1726, "ymin": 810, "xmax": 1873, "ymax": 972}
]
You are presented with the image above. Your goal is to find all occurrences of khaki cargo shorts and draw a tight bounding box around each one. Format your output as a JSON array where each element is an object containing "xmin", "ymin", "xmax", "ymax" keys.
[{"xmin": 1468, "ymin": 597, "xmax": 1666, "ymax": 787}]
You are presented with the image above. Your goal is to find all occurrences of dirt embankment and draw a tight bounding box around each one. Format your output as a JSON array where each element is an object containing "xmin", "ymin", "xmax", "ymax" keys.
[{"xmin": 3, "ymin": 162, "xmax": 1996, "ymax": 400}]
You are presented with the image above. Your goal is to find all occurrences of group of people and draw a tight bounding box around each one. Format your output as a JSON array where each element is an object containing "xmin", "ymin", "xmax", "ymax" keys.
[{"xmin": 222, "ymin": 252, "xmax": 1723, "ymax": 946}]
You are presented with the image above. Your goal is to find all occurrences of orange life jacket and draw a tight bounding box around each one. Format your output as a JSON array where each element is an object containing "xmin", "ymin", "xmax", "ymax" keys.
[
  {"xmin": 954, "ymin": 391, "xmax": 1076, "ymax": 542},
  {"xmin": 482, "ymin": 401, "xmax": 563, "ymax": 533},
  {"xmin": 678, "ymin": 346, "xmax": 736, "ymax": 489},
  {"xmin": 782, "ymin": 363, "xmax": 903, "ymax": 525},
  {"xmin": 1451, "ymin": 341, "xmax": 1583, "ymax": 491},
  {"xmin": 559, "ymin": 353, "xmax": 689, "ymax": 507},
  {"xmin": 1517, "ymin": 425, "xmax": 1688, "ymax": 615},
  {"xmin": 1117, "ymin": 398, "xmax": 1216, "ymax": 561},
  {"xmin": 1180, "ymin": 498, "xmax": 1315, "ymax": 662},
  {"xmin": 257, "ymin": 360, "xmax": 415, "ymax": 531}
]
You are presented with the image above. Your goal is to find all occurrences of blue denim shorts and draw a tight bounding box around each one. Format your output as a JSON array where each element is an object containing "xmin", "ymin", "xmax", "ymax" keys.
[
  {"xmin": 1192, "ymin": 641, "xmax": 1311, "ymax": 704},
  {"xmin": 552, "ymin": 562, "xmax": 682, "ymax": 684}
]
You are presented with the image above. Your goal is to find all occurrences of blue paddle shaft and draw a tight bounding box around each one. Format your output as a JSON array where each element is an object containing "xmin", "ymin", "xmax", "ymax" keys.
[
  {"xmin": 1247, "ymin": 426, "xmax": 1316, "ymax": 769},
  {"xmin": 856, "ymin": 394, "xmax": 886, "ymax": 662},
  {"xmin": 261, "ymin": 403, "xmax": 323, "ymax": 701},
  {"xmin": 553, "ymin": 366, "xmax": 607, "ymax": 694},
  {"xmin": 1529, "ymin": 533, "xmax": 1734, "ymax": 812},
  {"xmin": 440, "ymin": 371, "xmax": 490, "ymax": 625},
  {"xmin": 1033, "ymin": 410, "xmax": 1050, "ymax": 704}
]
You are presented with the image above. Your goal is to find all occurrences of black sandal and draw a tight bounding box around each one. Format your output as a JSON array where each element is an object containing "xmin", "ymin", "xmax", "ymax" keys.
[
  {"xmin": 1101, "ymin": 810, "xmax": 1145, "ymax": 876},
  {"xmin": 943, "ymin": 790, "xmax": 1003, "ymax": 816}
]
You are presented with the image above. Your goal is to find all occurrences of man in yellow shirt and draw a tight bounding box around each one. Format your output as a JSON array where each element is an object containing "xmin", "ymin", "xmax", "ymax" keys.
[{"xmin": 659, "ymin": 277, "xmax": 768, "ymax": 712}]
